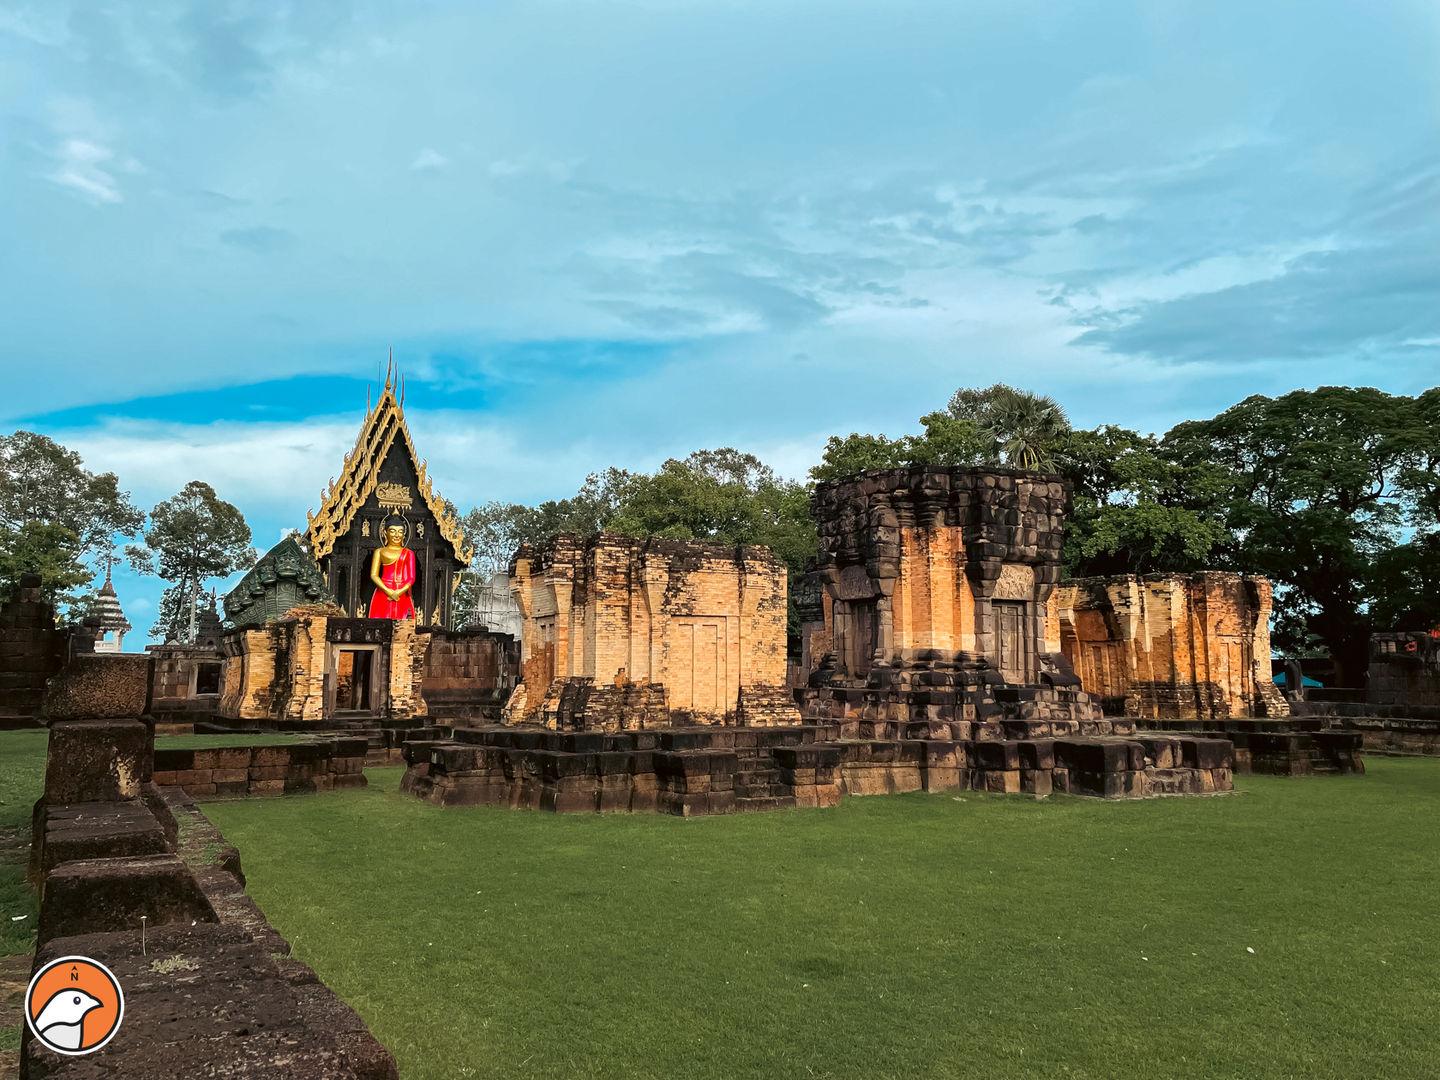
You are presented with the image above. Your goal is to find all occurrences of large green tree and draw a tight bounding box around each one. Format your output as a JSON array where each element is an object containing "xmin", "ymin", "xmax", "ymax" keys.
[
  {"xmin": 129, "ymin": 481, "xmax": 256, "ymax": 642},
  {"xmin": 1056, "ymin": 425, "xmax": 1230, "ymax": 576},
  {"xmin": 1162, "ymin": 386, "xmax": 1440, "ymax": 684},
  {"xmin": 0, "ymin": 431, "xmax": 144, "ymax": 607},
  {"xmin": 810, "ymin": 389, "xmax": 1230, "ymax": 578}
]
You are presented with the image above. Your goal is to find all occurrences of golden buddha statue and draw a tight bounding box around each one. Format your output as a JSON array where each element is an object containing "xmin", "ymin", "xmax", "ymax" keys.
[{"xmin": 368, "ymin": 521, "xmax": 416, "ymax": 620}]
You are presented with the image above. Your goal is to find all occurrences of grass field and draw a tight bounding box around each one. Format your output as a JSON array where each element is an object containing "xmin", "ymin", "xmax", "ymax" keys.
[
  {"xmin": 201, "ymin": 758, "xmax": 1440, "ymax": 1080},
  {"xmin": 4, "ymin": 729, "xmax": 1439, "ymax": 1078},
  {"xmin": 0, "ymin": 730, "xmax": 44, "ymax": 959}
]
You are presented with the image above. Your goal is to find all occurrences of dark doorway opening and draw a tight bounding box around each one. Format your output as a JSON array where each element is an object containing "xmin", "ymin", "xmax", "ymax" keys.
[
  {"xmin": 195, "ymin": 662, "xmax": 222, "ymax": 696},
  {"xmin": 336, "ymin": 649, "xmax": 374, "ymax": 712}
]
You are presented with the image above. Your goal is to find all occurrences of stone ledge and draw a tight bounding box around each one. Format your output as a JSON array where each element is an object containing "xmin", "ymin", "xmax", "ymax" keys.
[{"xmin": 38, "ymin": 854, "xmax": 218, "ymax": 946}]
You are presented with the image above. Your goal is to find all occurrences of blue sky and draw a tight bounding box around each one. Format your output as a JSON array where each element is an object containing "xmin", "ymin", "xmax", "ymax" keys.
[{"xmin": 2, "ymin": 0, "xmax": 1437, "ymax": 637}]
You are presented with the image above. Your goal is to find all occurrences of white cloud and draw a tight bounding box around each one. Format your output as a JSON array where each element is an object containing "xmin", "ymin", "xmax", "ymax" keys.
[
  {"xmin": 48, "ymin": 138, "xmax": 124, "ymax": 204},
  {"xmin": 410, "ymin": 147, "xmax": 449, "ymax": 171}
]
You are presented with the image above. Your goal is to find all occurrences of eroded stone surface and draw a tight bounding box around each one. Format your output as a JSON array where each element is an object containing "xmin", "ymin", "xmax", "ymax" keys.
[
  {"xmin": 507, "ymin": 534, "xmax": 798, "ymax": 729},
  {"xmin": 41, "ymin": 654, "xmax": 151, "ymax": 723},
  {"xmin": 44, "ymin": 720, "xmax": 152, "ymax": 804},
  {"xmin": 38, "ymin": 854, "xmax": 217, "ymax": 946},
  {"xmin": 1050, "ymin": 572, "xmax": 1290, "ymax": 720}
]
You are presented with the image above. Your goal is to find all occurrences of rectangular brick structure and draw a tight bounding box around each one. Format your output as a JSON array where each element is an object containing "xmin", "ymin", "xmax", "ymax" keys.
[{"xmin": 506, "ymin": 534, "xmax": 799, "ymax": 729}]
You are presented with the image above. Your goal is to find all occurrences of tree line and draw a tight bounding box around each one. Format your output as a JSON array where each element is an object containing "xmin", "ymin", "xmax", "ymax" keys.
[{"xmin": 3, "ymin": 382, "xmax": 1436, "ymax": 683}]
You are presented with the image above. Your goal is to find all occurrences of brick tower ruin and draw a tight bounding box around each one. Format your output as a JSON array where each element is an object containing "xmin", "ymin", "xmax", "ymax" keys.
[{"xmin": 798, "ymin": 467, "xmax": 1103, "ymax": 737}]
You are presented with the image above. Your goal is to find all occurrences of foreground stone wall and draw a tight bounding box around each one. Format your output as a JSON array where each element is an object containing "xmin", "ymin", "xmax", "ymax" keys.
[
  {"xmin": 507, "ymin": 534, "xmax": 797, "ymax": 729},
  {"xmin": 153, "ymin": 737, "xmax": 369, "ymax": 798},
  {"xmin": 1050, "ymin": 572, "xmax": 1290, "ymax": 720},
  {"xmin": 24, "ymin": 715, "xmax": 397, "ymax": 1078}
]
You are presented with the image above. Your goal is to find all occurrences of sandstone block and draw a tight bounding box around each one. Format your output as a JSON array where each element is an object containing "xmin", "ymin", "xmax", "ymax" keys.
[
  {"xmin": 38, "ymin": 853, "xmax": 217, "ymax": 945},
  {"xmin": 42, "ymin": 653, "xmax": 152, "ymax": 720},
  {"xmin": 45, "ymin": 719, "xmax": 153, "ymax": 804}
]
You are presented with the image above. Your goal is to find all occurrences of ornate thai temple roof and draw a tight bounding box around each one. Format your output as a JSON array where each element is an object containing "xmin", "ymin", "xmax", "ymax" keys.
[
  {"xmin": 304, "ymin": 359, "xmax": 472, "ymax": 565},
  {"xmin": 223, "ymin": 534, "xmax": 334, "ymax": 629}
]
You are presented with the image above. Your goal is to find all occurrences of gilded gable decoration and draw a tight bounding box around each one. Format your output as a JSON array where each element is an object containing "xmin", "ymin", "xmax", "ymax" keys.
[{"xmin": 305, "ymin": 359, "xmax": 472, "ymax": 566}]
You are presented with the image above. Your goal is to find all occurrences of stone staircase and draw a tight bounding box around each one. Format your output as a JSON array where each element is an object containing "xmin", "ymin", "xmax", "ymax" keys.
[{"xmin": 733, "ymin": 746, "xmax": 794, "ymax": 810}]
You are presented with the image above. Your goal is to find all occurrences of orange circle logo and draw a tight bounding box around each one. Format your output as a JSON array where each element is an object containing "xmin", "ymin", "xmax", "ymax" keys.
[{"xmin": 25, "ymin": 956, "xmax": 124, "ymax": 1056}]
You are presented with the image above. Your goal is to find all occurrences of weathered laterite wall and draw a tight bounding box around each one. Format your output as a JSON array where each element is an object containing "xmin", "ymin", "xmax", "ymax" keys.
[
  {"xmin": 0, "ymin": 575, "xmax": 88, "ymax": 725},
  {"xmin": 1367, "ymin": 632, "xmax": 1440, "ymax": 710},
  {"xmin": 153, "ymin": 738, "xmax": 369, "ymax": 798},
  {"xmin": 1050, "ymin": 572, "xmax": 1291, "ymax": 720},
  {"xmin": 507, "ymin": 533, "xmax": 798, "ymax": 729},
  {"xmin": 421, "ymin": 628, "xmax": 518, "ymax": 721},
  {"xmin": 148, "ymin": 643, "xmax": 225, "ymax": 720}
]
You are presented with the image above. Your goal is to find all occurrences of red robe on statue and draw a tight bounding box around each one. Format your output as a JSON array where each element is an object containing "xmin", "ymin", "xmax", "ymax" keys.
[{"xmin": 368, "ymin": 547, "xmax": 417, "ymax": 620}]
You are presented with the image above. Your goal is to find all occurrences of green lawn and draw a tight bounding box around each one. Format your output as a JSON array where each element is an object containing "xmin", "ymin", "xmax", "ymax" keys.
[
  {"xmin": 202, "ymin": 759, "xmax": 1440, "ymax": 1080},
  {"xmin": 0, "ymin": 730, "xmax": 44, "ymax": 958}
]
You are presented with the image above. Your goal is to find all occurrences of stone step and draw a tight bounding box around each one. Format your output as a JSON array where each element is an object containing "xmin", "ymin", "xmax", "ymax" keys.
[{"xmin": 736, "ymin": 795, "xmax": 797, "ymax": 813}]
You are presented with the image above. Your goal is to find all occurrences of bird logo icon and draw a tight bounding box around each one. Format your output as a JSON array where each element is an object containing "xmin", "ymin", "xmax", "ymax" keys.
[{"xmin": 25, "ymin": 956, "xmax": 124, "ymax": 1056}]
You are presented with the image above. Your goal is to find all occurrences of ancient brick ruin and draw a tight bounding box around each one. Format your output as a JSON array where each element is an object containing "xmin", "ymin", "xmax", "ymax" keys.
[
  {"xmin": 146, "ymin": 644, "xmax": 225, "ymax": 725},
  {"xmin": 1367, "ymin": 632, "xmax": 1440, "ymax": 713},
  {"xmin": 798, "ymin": 467, "xmax": 1101, "ymax": 732},
  {"xmin": 1283, "ymin": 631, "xmax": 1440, "ymax": 756},
  {"xmin": 422, "ymin": 627, "xmax": 520, "ymax": 721},
  {"xmin": 218, "ymin": 611, "xmax": 430, "ymax": 724},
  {"xmin": 1050, "ymin": 572, "xmax": 1291, "ymax": 720},
  {"xmin": 0, "ymin": 575, "xmax": 89, "ymax": 728},
  {"xmin": 405, "ymin": 468, "xmax": 1239, "ymax": 812},
  {"xmin": 506, "ymin": 534, "xmax": 798, "ymax": 729}
]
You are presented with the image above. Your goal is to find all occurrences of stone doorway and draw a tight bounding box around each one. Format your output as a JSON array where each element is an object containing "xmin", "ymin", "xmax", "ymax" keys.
[
  {"xmin": 671, "ymin": 617, "xmax": 726, "ymax": 715},
  {"xmin": 335, "ymin": 648, "xmax": 375, "ymax": 712},
  {"xmin": 839, "ymin": 599, "xmax": 878, "ymax": 680},
  {"xmin": 994, "ymin": 601, "xmax": 1029, "ymax": 683}
]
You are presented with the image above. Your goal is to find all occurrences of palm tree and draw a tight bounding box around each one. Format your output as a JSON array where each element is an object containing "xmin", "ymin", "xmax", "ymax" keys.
[{"xmin": 946, "ymin": 384, "xmax": 1071, "ymax": 471}]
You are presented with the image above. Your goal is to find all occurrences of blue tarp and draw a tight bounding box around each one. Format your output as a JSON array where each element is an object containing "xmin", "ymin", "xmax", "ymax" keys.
[{"xmin": 1272, "ymin": 672, "xmax": 1323, "ymax": 688}]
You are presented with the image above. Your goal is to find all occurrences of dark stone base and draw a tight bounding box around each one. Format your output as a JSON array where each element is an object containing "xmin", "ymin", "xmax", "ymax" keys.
[
  {"xmin": 23, "ymin": 923, "xmax": 398, "ymax": 1080},
  {"xmin": 400, "ymin": 724, "xmax": 1235, "ymax": 814},
  {"xmin": 1131, "ymin": 718, "xmax": 1365, "ymax": 775}
]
